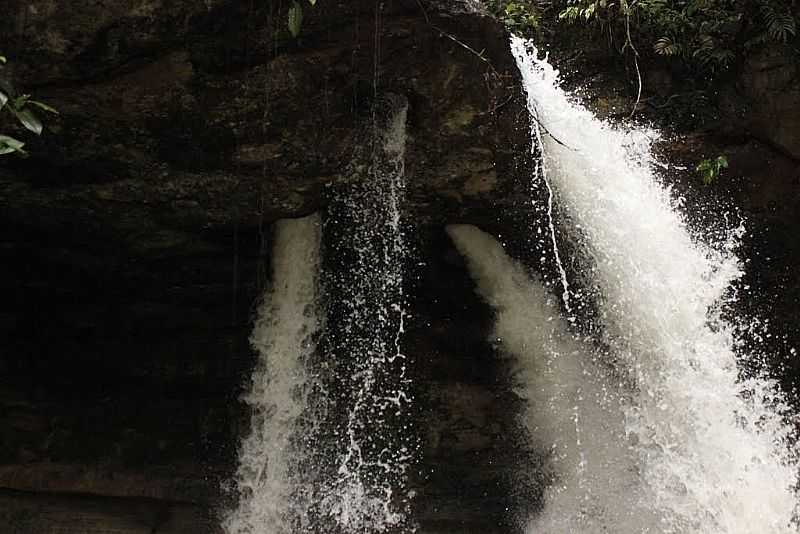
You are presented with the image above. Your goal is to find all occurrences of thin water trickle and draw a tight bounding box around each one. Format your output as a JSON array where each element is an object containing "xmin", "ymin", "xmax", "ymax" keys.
[
  {"xmin": 531, "ymin": 110, "xmax": 573, "ymax": 317},
  {"xmin": 322, "ymin": 95, "xmax": 416, "ymax": 532},
  {"xmin": 511, "ymin": 36, "xmax": 799, "ymax": 533}
]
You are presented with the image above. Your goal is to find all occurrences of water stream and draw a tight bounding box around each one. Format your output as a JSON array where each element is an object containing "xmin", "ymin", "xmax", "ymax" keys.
[
  {"xmin": 224, "ymin": 35, "xmax": 800, "ymax": 534},
  {"xmin": 320, "ymin": 95, "xmax": 415, "ymax": 532},
  {"xmin": 448, "ymin": 224, "xmax": 661, "ymax": 533},
  {"xmin": 224, "ymin": 214, "xmax": 323, "ymax": 534},
  {"xmin": 511, "ymin": 36, "xmax": 799, "ymax": 534}
]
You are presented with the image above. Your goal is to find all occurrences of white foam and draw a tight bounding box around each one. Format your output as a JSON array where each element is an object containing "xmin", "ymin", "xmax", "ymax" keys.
[
  {"xmin": 448, "ymin": 224, "xmax": 661, "ymax": 532},
  {"xmin": 224, "ymin": 213, "xmax": 322, "ymax": 534},
  {"xmin": 323, "ymin": 99, "xmax": 415, "ymax": 532},
  {"xmin": 511, "ymin": 36, "xmax": 798, "ymax": 533}
]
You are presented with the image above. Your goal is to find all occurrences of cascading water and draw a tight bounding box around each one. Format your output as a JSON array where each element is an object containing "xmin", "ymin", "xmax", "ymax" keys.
[
  {"xmin": 320, "ymin": 94, "xmax": 415, "ymax": 532},
  {"xmin": 226, "ymin": 96, "xmax": 413, "ymax": 534},
  {"xmin": 224, "ymin": 214, "xmax": 323, "ymax": 534},
  {"xmin": 448, "ymin": 224, "xmax": 661, "ymax": 532},
  {"xmin": 223, "ymin": 31, "xmax": 798, "ymax": 534},
  {"xmin": 510, "ymin": 36, "xmax": 799, "ymax": 533}
]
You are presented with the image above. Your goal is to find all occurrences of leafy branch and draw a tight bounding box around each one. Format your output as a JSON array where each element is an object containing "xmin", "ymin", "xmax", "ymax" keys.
[
  {"xmin": 696, "ymin": 154, "xmax": 728, "ymax": 185},
  {"xmin": 555, "ymin": 0, "xmax": 798, "ymax": 74},
  {"xmin": 488, "ymin": 1, "xmax": 541, "ymax": 34},
  {"xmin": 0, "ymin": 55, "xmax": 58, "ymax": 156}
]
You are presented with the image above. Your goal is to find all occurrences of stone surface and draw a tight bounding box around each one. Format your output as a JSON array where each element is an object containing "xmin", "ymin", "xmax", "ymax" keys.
[
  {"xmin": 0, "ymin": 1, "xmax": 537, "ymax": 532},
  {"xmin": 738, "ymin": 47, "xmax": 800, "ymax": 160},
  {"xmin": 0, "ymin": 488, "xmax": 221, "ymax": 534}
]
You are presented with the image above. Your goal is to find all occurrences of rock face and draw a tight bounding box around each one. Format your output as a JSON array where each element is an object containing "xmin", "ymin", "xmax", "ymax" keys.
[
  {"xmin": 736, "ymin": 46, "xmax": 800, "ymax": 160},
  {"xmin": 0, "ymin": 1, "xmax": 540, "ymax": 532},
  {"xmin": 3, "ymin": 1, "xmax": 800, "ymax": 533}
]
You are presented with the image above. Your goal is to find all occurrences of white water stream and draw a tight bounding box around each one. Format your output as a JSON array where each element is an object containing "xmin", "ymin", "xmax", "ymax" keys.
[
  {"xmin": 448, "ymin": 224, "xmax": 661, "ymax": 533},
  {"xmin": 322, "ymin": 96, "xmax": 414, "ymax": 532},
  {"xmin": 226, "ymin": 97, "xmax": 413, "ymax": 534},
  {"xmin": 510, "ymin": 37, "xmax": 799, "ymax": 533},
  {"xmin": 224, "ymin": 214, "xmax": 322, "ymax": 534},
  {"xmin": 223, "ymin": 35, "xmax": 800, "ymax": 534}
]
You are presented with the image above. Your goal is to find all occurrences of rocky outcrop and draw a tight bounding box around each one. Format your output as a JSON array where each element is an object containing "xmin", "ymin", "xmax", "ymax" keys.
[
  {"xmin": 733, "ymin": 46, "xmax": 800, "ymax": 161},
  {"xmin": 0, "ymin": 1, "xmax": 538, "ymax": 532},
  {"xmin": 0, "ymin": 488, "xmax": 219, "ymax": 534}
]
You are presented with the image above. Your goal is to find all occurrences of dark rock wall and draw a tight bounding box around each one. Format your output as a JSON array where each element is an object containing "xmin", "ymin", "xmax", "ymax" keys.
[
  {"xmin": 0, "ymin": 1, "xmax": 540, "ymax": 532},
  {"xmin": 727, "ymin": 46, "xmax": 800, "ymax": 161}
]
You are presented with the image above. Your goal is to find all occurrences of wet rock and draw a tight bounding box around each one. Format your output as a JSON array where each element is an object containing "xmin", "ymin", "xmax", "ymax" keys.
[{"xmin": 0, "ymin": 0, "xmax": 535, "ymax": 532}]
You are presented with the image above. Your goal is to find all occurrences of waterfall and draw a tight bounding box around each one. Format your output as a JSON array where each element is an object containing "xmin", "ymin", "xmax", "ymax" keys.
[
  {"xmin": 222, "ymin": 36, "xmax": 797, "ymax": 534},
  {"xmin": 226, "ymin": 96, "xmax": 413, "ymax": 534},
  {"xmin": 511, "ymin": 36, "xmax": 798, "ymax": 533},
  {"xmin": 448, "ymin": 224, "xmax": 661, "ymax": 532},
  {"xmin": 224, "ymin": 214, "xmax": 323, "ymax": 534},
  {"xmin": 320, "ymin": 95, "xmax": 415, "ymax": 532}
]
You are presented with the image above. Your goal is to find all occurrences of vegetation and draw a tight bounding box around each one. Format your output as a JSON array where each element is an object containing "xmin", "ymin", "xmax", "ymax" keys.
[
  {"xmin": 557, "ymin": 0, "xmax": 797, "ymax": 73},
  {"xmin": 485, "ymin": 0, "xmax": 798, "ymax": 77},
  {"xmin": 288, "ymin": 0, "xmax": 317, "ymax": 37},
  {"xmin": 486, "ymin": 1, "xmax": 542, "ymax": 34},
  {"xmin": 696, "ymin": 154, "xmax": 728, "ymax": 185},
  {"xmin": 0, "ymin": 55, "xmax": 58, "ymax": 156}
]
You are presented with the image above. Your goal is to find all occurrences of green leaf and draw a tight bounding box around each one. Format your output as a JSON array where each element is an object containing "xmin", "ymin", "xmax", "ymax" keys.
[
  {"xmin": 12, "ymin": 94, "xmax": 30, "ymax": 111},
  {"xmin": 288, "ymin": 2, "xmax": 303, "ymax": 37},
  {"xmin": 27, "ymin": 100, "xmax": 59, "ymax": 115},
  {"xmin": 13, "ymin": 107, "xmax": 43, "ymax": 135},
  {"xmin": 0, "ymin": 89, "xmax": 7, "ymax": 110},
  {"xmin": 0, "ymin": 134, "xmax": 26, "ymax": 155},
  {"xmin": 308, "ymin": 0, "xmax": 316, "ymax": 5},
  {"xmin": 696, "ymin": 155, "xmax": 728, "ymax": 185},
  {"xmin": 559, "ymin": 6, "xmax": 581, "ymax": 22},
  {"xmin": 654, "ymin": 36, "xmax": 680, "ymax": 56},
  {"xmin": 0, "ymin": 56, "xmax": 6, "ymax": 64}
]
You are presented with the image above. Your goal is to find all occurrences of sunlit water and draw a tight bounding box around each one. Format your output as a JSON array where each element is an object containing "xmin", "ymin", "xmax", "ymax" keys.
[{"xmin": 511, "ymin": 36, "xmax": 799, "ymax": 533}]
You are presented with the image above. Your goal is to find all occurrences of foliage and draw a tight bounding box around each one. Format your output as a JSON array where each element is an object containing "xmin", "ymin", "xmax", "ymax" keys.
[
  {"xmin": 486, "ymin": 1, "xmax": 542, "ymax": 34},
  {"xmin": 696, "ymin": 154, "xmax": 728, "ymax": 184},
  {"xmin": 554, "ymin": 0, "xmax": 798, "ymax": 74},
  {"xmin": 0, "ymin": 55, "xmax": 58, "ymax": 156},
  {"xmin": 288, "ymin": 0, "xmax": 317, "ymax": 37}
]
